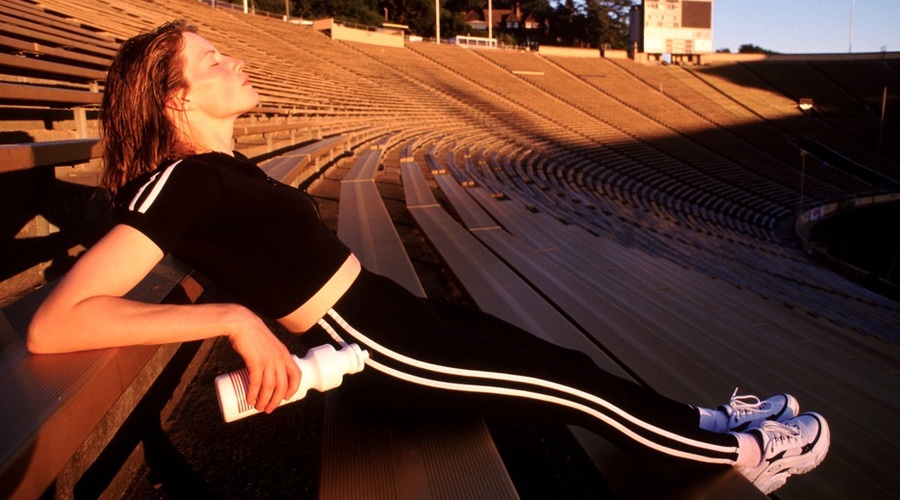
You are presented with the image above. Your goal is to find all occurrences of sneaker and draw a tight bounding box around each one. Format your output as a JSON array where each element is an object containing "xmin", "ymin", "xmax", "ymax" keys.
[
  {"xmin": 738, "ymin": 412, "xmax": 830, "ymax": 495},
  {"xmin": 720, "ymin": 388, "xmax": 800, "ymax": 432}
]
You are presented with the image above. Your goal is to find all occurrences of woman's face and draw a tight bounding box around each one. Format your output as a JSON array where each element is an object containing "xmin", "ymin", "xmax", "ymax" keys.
[{"xmin": 178, "ymin": 32, "xmax": 259, "ymax": 119}]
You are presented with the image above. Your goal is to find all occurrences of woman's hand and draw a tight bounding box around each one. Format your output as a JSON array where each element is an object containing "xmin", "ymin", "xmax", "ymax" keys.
[{"xmin": 226, "ymin": 310, "xmax": 302, "ymax": 414}]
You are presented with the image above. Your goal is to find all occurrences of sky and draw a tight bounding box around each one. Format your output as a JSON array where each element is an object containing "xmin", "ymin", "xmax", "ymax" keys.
[{"xmin": 711, "ymin": 0, "xmax": 900, "ymax": 54}]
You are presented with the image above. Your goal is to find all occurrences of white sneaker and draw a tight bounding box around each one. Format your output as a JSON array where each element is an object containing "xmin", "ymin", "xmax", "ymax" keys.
[
  {"xmin": 738, "ymin": 412, "xmax": 830, "ymax": 495},
  {"xmin": 721, "ymin": 388, "xmax": 799, "ymax": 432}
]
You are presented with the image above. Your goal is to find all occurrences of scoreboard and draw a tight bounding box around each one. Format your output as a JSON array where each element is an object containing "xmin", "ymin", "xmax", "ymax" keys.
[{"xmin": 630, "ymin": 0, "xmax": 713, "ymax": 55}]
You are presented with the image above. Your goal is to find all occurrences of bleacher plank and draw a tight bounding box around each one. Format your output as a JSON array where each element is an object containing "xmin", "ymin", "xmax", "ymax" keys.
[
  {"xmin": 325, "ymin": 147, "xmax": 519, "ymax": 499},
  {"xmin": 430, "ymin": 167, "xmax": 500, "ymax": 230},
  {"xmin": 0, "ymin": 33, "xmax": 110, "ymax": 68},
  {"xmin": 0, "ymin": 82, "xmax": 102, "ymax": 106},
  {"xmin": 337, "ymin": 157, "xmax": 421, "ymax": 294},
  {"xmin": 340, "ymin": 147, "xmax": 381, "ymax": 182},
  {"xmin": 402, "ymin": 165, "xmax": 625, "ymax": 372},
  {"xmin": 446, "ymin": 166, "xmax": 900, "ymax": 499},
  {"xmin": 0, "ymin": 53, "xmax": 106, "ymax": 81},
  {"xmin": 321, "ymin": 397, "xmax": 519, "ymax": 500},
  {"xmin": 404, "ymin": 155, "xmax": 767, "ymax": 499},
  {"xmin": 260, "ymin": 134, "xmax": 349, "ymax": 186},
  {"xmin": 0, "ymin": 139, "xmax": 101, "ymax": 173},
  {"xmin": 0, "ymin": 256, "xmax": 208, "ymax": 499},
  {"xmin": 0, "ymin": 24, "xmax": 116, "ymax": 63},
  {"xmin": 401, "ymin": 161, "xmax": 440, "ymax": 208},
  {"xmin": 433, "ymin": 162, "xmax": 777, "ymax": 498}
]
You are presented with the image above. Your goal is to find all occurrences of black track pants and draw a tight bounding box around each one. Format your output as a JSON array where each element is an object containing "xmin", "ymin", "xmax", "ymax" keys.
[{"xmin": 307, "ymin": 269, "xmax": 740, "ymax": 465}]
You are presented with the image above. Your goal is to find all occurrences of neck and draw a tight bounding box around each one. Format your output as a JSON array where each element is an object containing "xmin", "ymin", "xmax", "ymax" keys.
[
  {"xmin": 186, "ymin": 122, "xmax": 235, "ymax": 155},
  {"xmin": 172, "ymin": 110, "xmax": 237, "ymax": 156},
  {"xmin": 190, "ymin": 140, "xmax": 233, "ymax": 156}
]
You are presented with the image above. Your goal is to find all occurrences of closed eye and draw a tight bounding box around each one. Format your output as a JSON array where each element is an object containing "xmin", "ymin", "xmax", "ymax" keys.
[{"xmin": 203, "ymin": 49, "xmax": 221, "ymax": 67}]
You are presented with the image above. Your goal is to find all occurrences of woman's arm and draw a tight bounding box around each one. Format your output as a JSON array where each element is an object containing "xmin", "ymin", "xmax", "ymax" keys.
[{"xmin": 27, "ymin": 224, "xmax": 301, "ymax": 413}]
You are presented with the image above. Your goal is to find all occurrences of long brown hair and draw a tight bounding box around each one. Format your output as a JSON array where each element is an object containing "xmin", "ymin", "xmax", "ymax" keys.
[{"xmin": 101, "ymin": 20, "xmax": 197, "ymax": 195}]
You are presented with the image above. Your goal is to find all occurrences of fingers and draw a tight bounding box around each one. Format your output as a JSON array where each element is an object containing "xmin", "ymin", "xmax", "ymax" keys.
[
  {"xmin": 226, "ymin": 310, "xmax": 301, "ymax": 415},
  {"xmin": 247, "ymin": 353, "xmax": 298, "ymax": 413},
  {"xmin": 263, "ymin": 361, "xmax": 289, "ymax": 413},
  {"xmin": 246, "ymin": 364, "xmax": 283, "ymax": 413},
  {"xmin": 246, "ymin": 366, "xmax": 262, "ymax": 412}
]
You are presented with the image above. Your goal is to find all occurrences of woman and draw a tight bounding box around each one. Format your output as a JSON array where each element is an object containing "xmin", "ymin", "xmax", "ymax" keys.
[{"xmin": 27, "ymin": 20, "xmax": 828, "ymax": 495}]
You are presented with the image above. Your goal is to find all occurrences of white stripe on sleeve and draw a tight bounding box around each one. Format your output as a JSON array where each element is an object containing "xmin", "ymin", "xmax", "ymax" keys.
[{"xmin": 128, "ymin": 159, "xmax": 183, "ymax": 214}]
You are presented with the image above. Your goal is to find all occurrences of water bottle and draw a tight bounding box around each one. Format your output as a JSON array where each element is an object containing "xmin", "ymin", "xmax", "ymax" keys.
[{"xmin": 215, "ymin": 343, "xmax": 368, "ymax": 422}]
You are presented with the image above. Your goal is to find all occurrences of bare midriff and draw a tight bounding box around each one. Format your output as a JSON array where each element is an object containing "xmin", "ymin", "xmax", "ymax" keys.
[{"xmin": 277, "ymin": 253, "xmax": 361, "ymax": 333}]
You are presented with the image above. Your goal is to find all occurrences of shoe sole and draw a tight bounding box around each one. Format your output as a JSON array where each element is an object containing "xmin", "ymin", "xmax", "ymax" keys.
[{"xmin": 753, "ymin": 412, "xmax": 831, "ymax": 494}]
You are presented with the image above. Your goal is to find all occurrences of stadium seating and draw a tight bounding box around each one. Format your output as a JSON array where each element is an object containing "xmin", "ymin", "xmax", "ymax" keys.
[
  {"xmin": 325, "ymin": 142, "xmax": 519, "ymax": 499},
  {"xmin": 2, "ymin": 0, "xmax": 900, "ymax": 498}
]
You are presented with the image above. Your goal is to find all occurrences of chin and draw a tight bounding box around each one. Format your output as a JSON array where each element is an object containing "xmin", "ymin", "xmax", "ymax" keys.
[{"xmin": 239, "ymin": 93, "xmax": 260, "ymax": 114}]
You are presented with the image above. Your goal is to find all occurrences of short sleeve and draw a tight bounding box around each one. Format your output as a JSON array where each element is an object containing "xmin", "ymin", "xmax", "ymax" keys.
[{"xmin": 118, "ymin": 160, "xmax": 221, "ymax": 253}]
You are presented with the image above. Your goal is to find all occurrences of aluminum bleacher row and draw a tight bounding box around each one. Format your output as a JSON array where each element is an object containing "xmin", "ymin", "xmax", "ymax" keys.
[
  {"xmin": 324, "ymin": 139, "xmax": 519, "ymax": 499},
  {"xmin": 408, "ymin": 142, "xmax": 900, "ymax": 499},
  {"xmin": 2, "ymin": 0, "xmax": 900, "ymax": 498}
]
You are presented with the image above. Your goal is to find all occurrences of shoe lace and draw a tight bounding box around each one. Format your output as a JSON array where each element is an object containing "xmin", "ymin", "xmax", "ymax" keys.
[
  {"xmin": 728, "ymin": 387, "xmax": 769, "ymax": 418},
  {"xmin": 758, "ymin": 420, "xmax": 802, "ymax": 452}
]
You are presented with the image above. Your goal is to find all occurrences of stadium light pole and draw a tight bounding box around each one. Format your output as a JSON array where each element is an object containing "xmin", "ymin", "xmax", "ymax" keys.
[
  {"xmin": 435, "ymin": 0, "xmax": 440, "ymax": 44},
  {"xmin": 878, "ymin": 86, "xmax": 887, "ymax": 156},
  {"xmin": 798, "ymin": 151, "xmax": 807, "ymax": 214},
  {"xmin": 849, "ymin": 0, "xmax": 855, "ymax": 53},
  {"xmin": 489, "ymin": 0, "xmax": 493, "ymax": 42},
  {"xmin": 795, "ymin": 150, "xmax": 808, "ymax": 243}
]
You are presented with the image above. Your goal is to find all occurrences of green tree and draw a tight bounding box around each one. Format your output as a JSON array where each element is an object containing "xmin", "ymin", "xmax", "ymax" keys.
[
  {"xmin": 379, "ymin": 0, "xmax": 436, "ymax": 34},
  {"xmin": 219, "ymin": 0, "xmax": 289, "ymax": 14},
  {"xmin": 738, "ymin": 43, "xmax": 778, "ymax": 55},
  {"xmin": 442, "ymin": 0, "xmax": 486, "ymax": 37},
  {"xmin": 545, "ymin": 0, "xmax": 576, "ymax": 45},
  {"xmin": 244, "ymin": 0, "xmax": 633, "ymax": 46},
  {"xmin": 582, "ymin": 0, "xmax": 632, "ymax": 48},
  {"xmin": 294, "ymin": 0, "xmax": 383, "ymax": 25},
  {"xmin": 544, "ymin": 0, "xmax": 632, "ymax": 48}
]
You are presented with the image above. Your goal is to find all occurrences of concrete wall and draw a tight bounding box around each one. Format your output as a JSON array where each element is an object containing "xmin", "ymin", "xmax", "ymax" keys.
[
  {"xmin": 314, "ymin": 18, "xmax": 404, "ymax": 49},
  {"xmin": 702, "ymin": 50, "xmax": 900, "ymax": 64},
  {"xmin": 538, "ymin": 46, "xmax": 599, "ymax": 58},
  {"xmin": 796, "ymin": 192, "xmax": 900, "ymax": 244}
]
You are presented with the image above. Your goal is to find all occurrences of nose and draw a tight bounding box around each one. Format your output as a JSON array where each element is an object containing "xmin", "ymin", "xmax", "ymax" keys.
[{"xmin": 232, "ymin": 57, "xmax": 245, "ymax": 74}]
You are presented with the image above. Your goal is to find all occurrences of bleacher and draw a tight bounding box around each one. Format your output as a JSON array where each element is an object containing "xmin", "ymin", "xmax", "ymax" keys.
[
  {"xmin": 408, "ymin": 140, "xmax": 900, "ymax": 499},
  {"xmin": 0, "ymin": 1, "xmax": 395, "ymax": 496},
  {"xmin": 1, "ymin": 0, "xmax": 899, "ymax": 498},
  {"xmin": 324, "ymin": 139, "xmax": 519, "ymax": 499}
]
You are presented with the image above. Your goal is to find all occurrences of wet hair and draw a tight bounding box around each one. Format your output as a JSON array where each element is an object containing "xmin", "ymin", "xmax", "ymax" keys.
[{"xmin": 101, "ymin": 20, "xmax": 197, "ymax": 194}]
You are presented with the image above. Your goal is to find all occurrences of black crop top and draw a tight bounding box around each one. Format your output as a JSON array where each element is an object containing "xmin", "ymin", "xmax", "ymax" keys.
[{"xmin": 117, "ymin": 152, "xmax": 352, "ymax": 318}]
